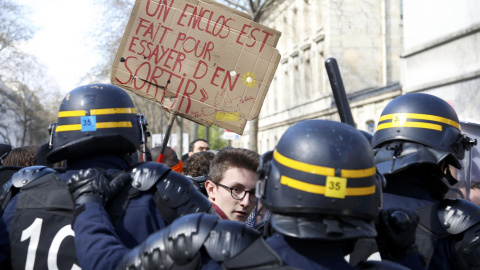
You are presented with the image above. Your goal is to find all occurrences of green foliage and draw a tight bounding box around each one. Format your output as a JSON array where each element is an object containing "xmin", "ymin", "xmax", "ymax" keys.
[{"xmin": 198, "ymin": 125, "xmax": 230, "ymax": 150}]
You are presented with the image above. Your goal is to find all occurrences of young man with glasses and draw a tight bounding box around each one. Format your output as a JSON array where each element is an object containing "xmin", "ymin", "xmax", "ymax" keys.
[{"xmin": 205, "ymin": 147, "xmax": 259, "ymax": 222}]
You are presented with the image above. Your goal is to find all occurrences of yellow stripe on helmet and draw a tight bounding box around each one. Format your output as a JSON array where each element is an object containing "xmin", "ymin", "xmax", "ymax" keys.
[
  {"xmin": 377, "ymin": 122, "xmax": 442, "ymax": 131},
  {"xmin": 58, "ymin": 111, "xmax": 86, "ymax": 117},
  {"xmin": 58, "ymin": 108, "xmax": 136, "ymax": 117},
  {"xmin": 55, "ymin": 121, "xmax": 133, "ymax": 132},
  {"xmin": 273, "ymin": 150, "xmax": 376, "ymax": 178},
  {"xmin": 90, "ymin": 108, "xmax": 136, "ymax": 115},
  {"xmin": 280, "ymin": 175, "xmax": 376, "ymax": 197},
  {"xmin": 377, "ymin": 113, "xmax": 459, "ymax": 131}
]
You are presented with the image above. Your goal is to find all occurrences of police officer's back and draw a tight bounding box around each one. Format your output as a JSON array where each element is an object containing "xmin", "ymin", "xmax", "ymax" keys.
[
  {"xmin": 256, "ymin": 119, "xmax": 419, "ymax": 269},
  {"xmin": 0, "ymin": 84, "xmax": 213, "ymax": 270}
]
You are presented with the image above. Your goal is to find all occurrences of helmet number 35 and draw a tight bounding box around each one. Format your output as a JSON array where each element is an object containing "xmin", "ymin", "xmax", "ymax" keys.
[
  {"xmin": 325, "ymin": 176, "xmax": 347, "ymax": 199},
  {"xmin": 81, "ymin": 116, "xmax": 96, "ymax": 132},
  {"xmin": 21, "ymin": 218, "xmax": 81, "ymax": 270}
]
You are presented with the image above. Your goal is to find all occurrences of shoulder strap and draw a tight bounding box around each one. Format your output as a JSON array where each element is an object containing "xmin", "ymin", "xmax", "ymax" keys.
[
  {"xmin": 101, "ymin": 170, "xmax": 139, "ymax": 227},
  {"xmin": 414, "ymin": 202, "xmax": 449, "ymax": 266}
]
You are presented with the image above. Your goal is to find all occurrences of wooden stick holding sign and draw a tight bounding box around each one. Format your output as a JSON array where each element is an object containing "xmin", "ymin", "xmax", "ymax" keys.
[
  {"xmin": 157, "ymin": 112, "xmax": 176, "ymax": 163},
  {"xmin": 111, "ymin": 0, "xmax": 282, "ymax": 135}
]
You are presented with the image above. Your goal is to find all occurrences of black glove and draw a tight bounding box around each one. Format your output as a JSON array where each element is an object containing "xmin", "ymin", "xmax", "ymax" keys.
[
  {"xmin": 376, "ymin": 208, "xmax": 420, "ymax": 260},
  {"xmin": 455, "ymin": 230, "xmax": 480, "ymax": 270},
  {"xmin": 67, "ymin": 168, "xmax": 128, "ymax": 206}
]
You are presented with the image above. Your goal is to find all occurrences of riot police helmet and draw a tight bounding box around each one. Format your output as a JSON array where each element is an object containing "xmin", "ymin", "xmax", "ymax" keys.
[
  {"xmin": 256, "ymin": 119, "xmax": 383, "ymax": 240},
  {"xmin": 46, "ymin": 84, "xmax": 146, "ymax": 163},
  {"xmin": 372, "ymin": 93, "xmax": 474, "ymax": 176}
]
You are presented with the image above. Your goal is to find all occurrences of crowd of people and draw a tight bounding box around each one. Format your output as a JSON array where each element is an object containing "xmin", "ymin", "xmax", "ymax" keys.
[{"xmin": 0, "ymin": 83, "xmax": 480, "ymax": 269}]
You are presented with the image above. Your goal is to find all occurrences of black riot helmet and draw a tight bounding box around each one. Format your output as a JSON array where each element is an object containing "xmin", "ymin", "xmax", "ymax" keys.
[
  {"xmin": 372, "ymin": 93, "xmax": 475, "ymax": 176},
  {"xmin": 256, "ymin": 120, "xmax": 383, "ymax": 240},
  {"xmin": 46, "ymin": 84, "xmax": 147, "ymax": 163}
]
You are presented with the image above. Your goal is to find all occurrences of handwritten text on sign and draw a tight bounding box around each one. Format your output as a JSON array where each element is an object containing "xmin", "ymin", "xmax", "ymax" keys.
[{"xmin": 111, "ymin": 0, "xmax": 281, "ymax": 134}]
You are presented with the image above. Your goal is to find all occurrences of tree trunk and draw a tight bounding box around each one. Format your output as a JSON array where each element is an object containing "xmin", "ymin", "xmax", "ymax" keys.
[{"xmin": 190, "ymin": 122, "xmax": 199, "ymax": 142}]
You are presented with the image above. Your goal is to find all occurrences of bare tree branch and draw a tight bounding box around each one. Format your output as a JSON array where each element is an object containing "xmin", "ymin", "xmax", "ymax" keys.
[
  {"xmin": 252, "ymin": 0, "xmax": 276, "ymax": 21},
  {"xmin": 249, "ymin": 0, "xmax": 257, "ymax": 13},
  {"xmin": 221, "ymin": 0, "xmax": 250, "ymax": 14}
]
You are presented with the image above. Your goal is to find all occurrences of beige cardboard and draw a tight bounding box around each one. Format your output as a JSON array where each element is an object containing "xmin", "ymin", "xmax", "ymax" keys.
[{"xmin": 111, "ymin": 0, "xmax": 281, "ymax": 134}]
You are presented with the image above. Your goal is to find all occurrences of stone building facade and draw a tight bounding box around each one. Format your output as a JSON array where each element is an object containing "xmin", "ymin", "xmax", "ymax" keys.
[
  {"xmin": 233, "ymin": 0, "xmax": 404, "ymax": 153},
  {"xmin": 401, "ymin": 0, "xmax": 480, "ymax": 122},
  {"xmin": 232, "ymin": 0, "xmax": 480, "ymax": 154}
]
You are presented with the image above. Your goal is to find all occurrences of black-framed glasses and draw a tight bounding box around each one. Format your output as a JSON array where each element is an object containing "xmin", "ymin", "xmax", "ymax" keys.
[{"xmin": 214, "ymin": 182, "xmax": 256, "ymax": 203}]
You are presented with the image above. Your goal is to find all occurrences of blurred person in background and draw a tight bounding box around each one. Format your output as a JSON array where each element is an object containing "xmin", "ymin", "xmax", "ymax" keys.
[
  {"xmin": 183, "ymin": 150, "xmax": 215, "ymax": 195},
  {"xmin": 181, "ymin": 138, "xmax": 210, "ymax": 163},
  {"xmin": 150, "ymin": 145, "xmax": 183, "ymax": 173}
]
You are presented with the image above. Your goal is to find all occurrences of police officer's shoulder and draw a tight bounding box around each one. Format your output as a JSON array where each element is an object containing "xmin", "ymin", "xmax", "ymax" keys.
[
  {"xmin": 119, "ymin": 213, "xmax": 292, "ymax": 270},
  {"xmin": 127, "ymin": 161, "xmax": 214, "ymax": 224},
  {"xmin": 129, "ymin": 161, "xmax": 171, "ymax": 191},
  {"xmin": 438, "ymin": 198, "xmax": 480, "ymax": 234},
  {"xmin": 438, "ymin": 199, "xmax": 480, "ymax": 270},
  {"xmin": 203, "ymin": 215, "xmax": 292, "ymax": 269},
  {"xmin": 154, "ymin": 168, "xmax": 214, "ymax": 224},
  {"xmin": 12, "ymin": 165, "xmax": 56, "ymax": 188},
  {"xmin": 118, "ymin": 213, "xmax": 218, "ymax": 269}
]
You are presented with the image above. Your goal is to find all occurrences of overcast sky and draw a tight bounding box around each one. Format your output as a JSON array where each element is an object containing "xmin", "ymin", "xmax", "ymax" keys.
[{"xmin": 15, "ymin": 0, "xmax": 102, "ymax": 95}]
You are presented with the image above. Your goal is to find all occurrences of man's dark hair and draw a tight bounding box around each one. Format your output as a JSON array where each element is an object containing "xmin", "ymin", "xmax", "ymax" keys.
[
  {"xmin": 209, "ymin": 147, "xmax": 259, "ymax": 183},
  {"xmin": 189, "ymin": 139, "xmax": 209, "ymax": 152},
  {"xmin": 471, "ymin": 181, "xmax": 480, "ymax": 189}
]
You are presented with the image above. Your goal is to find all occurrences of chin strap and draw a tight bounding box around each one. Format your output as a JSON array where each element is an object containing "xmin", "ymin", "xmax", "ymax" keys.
[{"xmin": 444, "ymin": 163, "xmax": 459, "ymax": 186}]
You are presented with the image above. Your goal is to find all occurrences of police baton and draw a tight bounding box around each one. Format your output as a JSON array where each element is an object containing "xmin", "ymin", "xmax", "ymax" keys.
[{"xmin": 325, "ymin": 58, "xmax": 356, "ymax": 127}]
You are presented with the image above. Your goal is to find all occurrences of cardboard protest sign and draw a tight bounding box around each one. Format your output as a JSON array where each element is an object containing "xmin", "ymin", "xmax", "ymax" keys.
[{"xmin": 111, "ymin": 0, "xmax": 281, "ymax": 134}]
